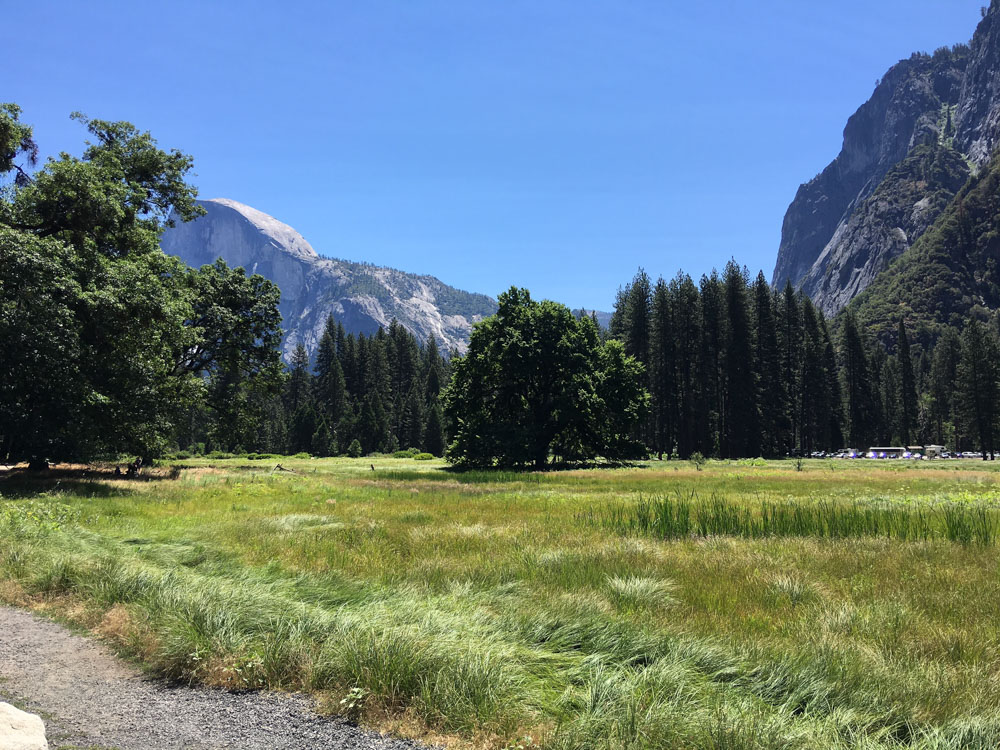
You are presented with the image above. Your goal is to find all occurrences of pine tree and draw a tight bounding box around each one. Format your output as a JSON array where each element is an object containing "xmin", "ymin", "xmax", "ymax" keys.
[
  {"xmin": 290, "ymin": 404, "xmax": 317, "ymax": 454},
  {"xmin": 671, "ymin": 273, "xmax": 702, "ymax": 457},
  {"xmin": 401, "ymin": 385, "xmax": 425, "ymax": 449},
  {"xmin": 423, "ymin": 399, "xmax": 446, "ymax": 457},
  {"xmin": 930, "ymin": 328, "xmax": 961, "ymax": 447},
  {"xmin": 957, "ymin": 319, "xmax": 1000, "ymax": 460},
  {"xmin": 798, "ymin": 298, "xmax": 828, "ymax": 453},
  {"xmin": 722, "ymin": 261, "xmax": 759, "ymax": 458},
  {"xmin": 388, "ymin": 320, "xmax": 419, "ymax": 442},
  {"xmin": 752, "ymin": 272, "xmax": 781, "ymax": 456},
  {"xmin": 649, "ymin": 277, "xmax": 675, "ymax": 458},
  {"xmin": 311, "ymin": 418, "xmax": 335, "ymax": 457},
  {"xmin": 285, "ymin": 343, "xmax": 312, "ymax": 414},
  {"xmin": 340, "ymin": 334, "xmax": 359, "ymax": 394},
  {"xmin": 819, "ymin": 315, "xmax": 844, "ymax": 449},
  {"xmin": 608, "ymin": 285, "xmax": 631, "ymax": 342},
  {"xmin": 423, "ymin": 335, "xmax": 444, "ymax": 403},
  {"xmin": 357, "ymin": 399, "xmax": 379, "ymax": 455},
  {"xmin": 840, "ymin": 310, "xmax": 878, "ymax": 449},
  {"xmin": 777, "ymin": 282, "xmax": 801, "ymax": 454},
  {"xmin": 314, "ymin": 317, "xmax": 348, "ymax": 429},
  {"xmin": 364, "ymin": 331, "xmax": 392, "ymax": 409},
  {"xmin": 880, "ymin": 356, "xmax": 901, "ymax": 444},
  {"xmin": 623, "ymin": 269, "xmax": 652, "ymax": 365},
  {"xmin": 700, "ymin": 271, "xmax": 726, "ymax": 456},
  {"xmin": 284, "ymin": 343, "xmax": 316, "ymax": 453},
  {"xmin": 897, "ymin": 319, "xmax": 919, "ymax": 446}
]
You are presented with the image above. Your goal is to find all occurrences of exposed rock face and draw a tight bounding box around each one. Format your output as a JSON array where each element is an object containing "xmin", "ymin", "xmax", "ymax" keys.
[
  {"xmin": 772, "ymin": 47, "xmax": 969, "ymax": 302},
  {"xmin": 0, "ymin": 702, "xmax": 47, "ymax": 750},
  {"xmin": 161, "ymin": 199, "xmax": 497, "ymax": 359},
  {"xmin": 955, "ymin": 3, "xmax": 1000, "ymax": 165},
  {"xmin": 797, "ymin": 145, "xmax": 970, "ymax": 315},
  {"xmin": 774, "ymin": 4, "xmax": 1000, "ymax": 314}
]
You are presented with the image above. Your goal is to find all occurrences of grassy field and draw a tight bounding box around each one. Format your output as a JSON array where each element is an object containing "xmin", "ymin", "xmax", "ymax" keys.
[{"xmin": 3, "ymin": 457, "xmax": 1000, "ymax": 749}]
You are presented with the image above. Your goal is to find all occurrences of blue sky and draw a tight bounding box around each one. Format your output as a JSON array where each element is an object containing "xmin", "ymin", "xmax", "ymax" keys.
[{"xmin": 8, "ymin": 1, "xmax": 985, "ymax": 310}]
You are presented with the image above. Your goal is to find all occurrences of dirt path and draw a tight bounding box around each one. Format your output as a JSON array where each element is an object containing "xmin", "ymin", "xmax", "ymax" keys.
[{"xmin": 0, "ymin": 606, "xmax": 436, "ymax": 750}]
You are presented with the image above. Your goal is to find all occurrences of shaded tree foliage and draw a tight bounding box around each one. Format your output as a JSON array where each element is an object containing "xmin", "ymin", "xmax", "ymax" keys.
[
  {"xmin": 0, "ymin": 105, "xmax": 282, "ymax": 463},
  {"xmin": 446, "ymin": 287, "xmax": 648, "ymax": 468}
]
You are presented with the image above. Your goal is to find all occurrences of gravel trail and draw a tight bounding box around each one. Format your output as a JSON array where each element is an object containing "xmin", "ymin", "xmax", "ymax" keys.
[{"xmin": 0, "ymin": 605, "xmax": 436, "ymax": 750}]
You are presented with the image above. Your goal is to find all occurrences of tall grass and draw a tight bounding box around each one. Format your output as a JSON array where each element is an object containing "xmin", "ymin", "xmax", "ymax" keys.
[
  {"xmin": 584, "ymin": 492, "xmax": 1000, "ymax": 545},
  {"xmin": 5, "ymin": 457, "xmax": 1000, "ymax": 748}
]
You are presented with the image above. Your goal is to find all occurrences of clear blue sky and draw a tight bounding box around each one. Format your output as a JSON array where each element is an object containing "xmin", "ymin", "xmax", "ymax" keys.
[{"xmin": 8, "ymin": 1, "xmax": 985, "ymax": 310}]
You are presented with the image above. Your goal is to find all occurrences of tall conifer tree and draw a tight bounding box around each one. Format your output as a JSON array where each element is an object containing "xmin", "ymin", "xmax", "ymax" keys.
[
  {"xmin": 897, "ymin": 319, "xmax": 919, "ymax": 446},
  {"xmin": 722, "ymin": 261, "xmax": 759, "ymax": 458}
]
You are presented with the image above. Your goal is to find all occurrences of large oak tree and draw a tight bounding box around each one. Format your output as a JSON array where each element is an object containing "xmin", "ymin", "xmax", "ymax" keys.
[{"xmin": 445, "ymin": 287, "xmax": 648, "ymax": 468}]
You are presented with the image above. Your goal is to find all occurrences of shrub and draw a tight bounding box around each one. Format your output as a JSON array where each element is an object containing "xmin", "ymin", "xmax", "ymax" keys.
[
  {"xmin": 346, "ymin": 440, "xmax": 363, "ymax": 458},
  {"xmin": 206, "ymin": 451, "xmax": 234, "ymax": 460},
  {"xmin": 690, "ymin": 452, "xmax": 707, "ymax": 471},
  {"xmin": 292, "ymin": 452, "xmax": 311, "ymax": 459},
  {"xmin": 393, "ymin": 448, "xmax": 420, "ymax": 459},
  {"xmin": 172, "ymin": 450, "xmax": 192, "ymax": 460},
  {"xmin": 414, "ymin": 452, "xmax": 435, "ymax": 461}
]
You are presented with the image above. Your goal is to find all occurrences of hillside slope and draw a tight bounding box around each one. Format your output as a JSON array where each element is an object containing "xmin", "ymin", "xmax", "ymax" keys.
[
  {"xmin": 798, "ymin": 144, "xmax": 970, "ymax": 315},
  {"xmin": 850, "ymin": 148, "xmax": 1000, "ymax": 343},
  {"xmin": 162, "ymin": 199, "xmax": 497, "ymax": 359}
]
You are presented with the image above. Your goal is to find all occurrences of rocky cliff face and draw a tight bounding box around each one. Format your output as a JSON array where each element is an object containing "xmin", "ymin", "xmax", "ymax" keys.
[
  {"xmin": 955, "ymin": 3, "xmax": 1000, "ymax": 165},
  {"xmin": 798, "ymin": 144, "xmax": 970, "ymax": 315},
  {"xmin": 772, "ymin": 47, "xmax": 969, "ymax": 303},
  {"xmin": 161, "ymin": 199, "xmax": 497, "ymax": 359},
  {"xmin": 774, "ymin": 4, "xmax": 1000, "ymax": 314}
]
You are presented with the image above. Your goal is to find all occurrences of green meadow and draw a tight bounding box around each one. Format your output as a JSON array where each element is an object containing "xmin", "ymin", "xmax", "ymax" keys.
[{"xmin": 4, "ymin": 457, "xmax": 1000, "ymax": 749}]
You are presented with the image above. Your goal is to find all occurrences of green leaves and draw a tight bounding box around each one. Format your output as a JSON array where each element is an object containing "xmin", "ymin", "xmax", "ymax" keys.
[
  {"xmin": 445, "ymin": 287, "xmax": 648, "ymax": 468},
  {"xmin": 0, "ymin": 107, "xmax": 280, "ymax": 462}
]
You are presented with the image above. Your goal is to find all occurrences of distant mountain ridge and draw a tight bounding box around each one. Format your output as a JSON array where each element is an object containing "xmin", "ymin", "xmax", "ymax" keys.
[
  {"xmin": 162, "ymin": 199, "xmax": 498, "ymax": 359},
  {"xmin": 773, "ymin": 3, "xmax": 1000, "ymax": 316}
]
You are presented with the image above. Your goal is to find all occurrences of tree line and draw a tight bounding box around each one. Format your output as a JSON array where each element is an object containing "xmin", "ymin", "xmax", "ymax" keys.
[
  {"xmin": 609, "ymin": 264, "xmax": 1000, "ymax": 460},
  {"xmin": 176, "ymin": 317, "xmax": 450, "ymax": 458}
]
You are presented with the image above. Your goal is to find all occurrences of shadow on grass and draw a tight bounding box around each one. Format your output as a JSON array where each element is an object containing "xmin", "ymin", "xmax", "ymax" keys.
[
  {"xmin": 442, "ymin": 459, "xmax": 644, "ymax": 473},
  {"xmin": 0, "ymin": 466, "xmax": 180, "ymax": 499},
  {"xmin": 375, "ymin": 460, "xmax": 646, "ymax": 485}
]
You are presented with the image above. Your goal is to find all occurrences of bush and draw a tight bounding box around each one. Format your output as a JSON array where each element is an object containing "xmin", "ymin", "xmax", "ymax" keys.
[
  {"xmin": 414, "ymin": 452, "xmax": 435, "ymax": 461},
  {"xmin": 172, "ymin": 450, "xmax": 192, "ymax": 460},
  {"xmin": 292, "ymin": 452, "xmax": 311, "ymax": 459},
  {"xmin": 246, "ymin": 453, "xmax": 280, "ymax": 461},
  {"xmin": 690, "ymin": 452, "xmax": 707, "ymax": 471},
  {"xmin": 346, "ymin": 440, "xmax": 363, "ymax": 458},
  {"xmin": 393, "ymin": 448, "xmax": 420, "ymax": 459},
  {"xmin": 206, "ymin": 451, "xmax": 234, "ymax": 460}
]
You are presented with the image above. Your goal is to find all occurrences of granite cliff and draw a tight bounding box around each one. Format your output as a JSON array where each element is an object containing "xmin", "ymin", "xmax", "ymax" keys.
[
  {"xmin": 161, "ymin": 199, "xmax": 497, "ymax": 359},
  {"xmin": 773, "ymin": 45, "xmax": 969, "ymax": 311},
  {"xmin": 774, "ymin": 3, "xmax": 1000, "ymax": 314}
]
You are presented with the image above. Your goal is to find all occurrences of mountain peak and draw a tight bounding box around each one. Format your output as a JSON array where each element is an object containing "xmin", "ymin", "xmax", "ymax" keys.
[
  {"xmin": 201, "ymin": 198, "xmax": 319, "ymax": 263},
  {"xmin": 162, "ymin": 199, "xmax": 497, "ymax": 359}
]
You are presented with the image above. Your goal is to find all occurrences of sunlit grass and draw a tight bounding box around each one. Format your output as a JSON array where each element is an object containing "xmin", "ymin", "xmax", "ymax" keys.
[{"xmin": 3, "ymin": 457, "xmax": 1000, "ymax": 748}]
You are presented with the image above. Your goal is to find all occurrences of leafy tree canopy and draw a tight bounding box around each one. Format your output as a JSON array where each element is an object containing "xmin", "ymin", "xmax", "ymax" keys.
[
  {"xmin": 0, "ymin": 105, "xmax": 282, "ymax": 464},
  {"xmin": 445, "ymin": 287, "xmax": 648, "ymax": 469}
]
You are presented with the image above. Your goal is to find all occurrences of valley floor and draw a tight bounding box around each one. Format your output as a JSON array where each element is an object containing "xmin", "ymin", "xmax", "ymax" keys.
[{"xmin": 3, "ymin": 457, "xmax": 1000, "ymax": 749}]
